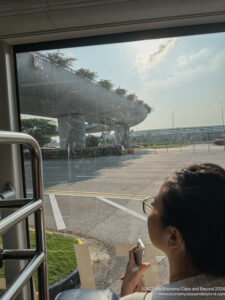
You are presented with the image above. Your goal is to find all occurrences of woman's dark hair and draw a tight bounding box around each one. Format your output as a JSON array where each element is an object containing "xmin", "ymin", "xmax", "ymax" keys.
[{"xmin": 160, "ymin": 163, "xmax": 225, "ymax": 276}]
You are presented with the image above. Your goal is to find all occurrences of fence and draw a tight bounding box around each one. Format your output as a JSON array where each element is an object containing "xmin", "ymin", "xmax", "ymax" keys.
[{"xmin": 141, "ymin": 141, "xmax": 225, "ymax": 154}]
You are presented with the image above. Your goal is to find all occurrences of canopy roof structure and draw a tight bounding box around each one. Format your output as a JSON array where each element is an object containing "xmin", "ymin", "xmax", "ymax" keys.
[{"xmin": 17, "ymin": 52, "xmax": 150, "ymax": 148}]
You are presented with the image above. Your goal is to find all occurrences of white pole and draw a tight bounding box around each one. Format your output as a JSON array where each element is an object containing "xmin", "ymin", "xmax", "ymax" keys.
[
  {"xmin": 218, "ymin": 102, "xmax": 225, "ymax": 133},
  {"xmin": 221, "ymin": 106, "xmax": 224, "ymax": 133}
]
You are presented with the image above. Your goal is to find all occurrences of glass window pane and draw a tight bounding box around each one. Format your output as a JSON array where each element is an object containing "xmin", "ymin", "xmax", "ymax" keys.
[{"xmin": 16, "ymin": 32, "xmax": 225, "ymax": 295}]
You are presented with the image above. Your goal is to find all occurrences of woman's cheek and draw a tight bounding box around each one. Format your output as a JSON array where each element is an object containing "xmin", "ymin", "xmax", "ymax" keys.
[
  {"xmin": 148, "ymin": 214, "xmax": 161, "ymax": 247},
  {"xmin": 147, "ymin": 214, "xmax": 155, "ymax": 241}
]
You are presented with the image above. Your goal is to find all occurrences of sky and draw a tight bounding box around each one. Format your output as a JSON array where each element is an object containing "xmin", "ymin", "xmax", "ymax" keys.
[{"xmin": 43, "ymin": 32, "xmax": 225, "ymax": 131}]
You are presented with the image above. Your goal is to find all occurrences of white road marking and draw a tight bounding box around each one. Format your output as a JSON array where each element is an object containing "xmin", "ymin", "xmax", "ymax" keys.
[
  {"xmin": 30, "ymin": 191, "xmax": 146, "ymax": 221},
  {"xmin": 96, "ymin": 196, "xmax": 147, "ymax": 222},
  {"xmin": 48, "ymin": 193, "xmax": 66, "ymax": 231}
]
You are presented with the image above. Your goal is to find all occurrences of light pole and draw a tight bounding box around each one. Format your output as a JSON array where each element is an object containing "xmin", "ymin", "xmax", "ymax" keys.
[
  {"xmin": 218, "ymin": 102, "xmax": 225, "ymax": 134},
  {"xmin": 172, "ymin": 111, "xmax": 175, "ymax": 129}
]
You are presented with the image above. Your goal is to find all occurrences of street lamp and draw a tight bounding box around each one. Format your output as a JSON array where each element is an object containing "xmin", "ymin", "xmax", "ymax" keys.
[
  {"xmin": 172, "ymin": 111, "xmax": 175, "ymax": 129},
  {"xmin": 218, "ymin": 102, "xmax": 225, "ymax": 134}
]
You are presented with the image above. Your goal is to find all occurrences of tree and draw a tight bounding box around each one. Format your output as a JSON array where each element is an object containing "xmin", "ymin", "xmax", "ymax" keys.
[
  {"xmin": 47, "ymin": 50, "xmax": 76, "ymax": 68},
  {"xmin": 21, "ymin": 118, "xmax": 58, "ymax": 147},
  {"xmin": 86, "ymin": 135, "xmax": 100, "ymax": 147},
  {"xmin": 137, "ymin": 99, "xmax": 144, "ymax": 104},
  {"xmin": 98, "ymin": 79, "xmax": 113, "ymax": 90},
  {"xmin": 115, "ymin": 87, "xmax": 127, "ymax": 96},
  {"xmin": 127, "ymin": 93, "xmax": 138, "ymax": 101},
  {"xmin": 75, "ymin": 68, "xmax": 97, "ymax": 81}
]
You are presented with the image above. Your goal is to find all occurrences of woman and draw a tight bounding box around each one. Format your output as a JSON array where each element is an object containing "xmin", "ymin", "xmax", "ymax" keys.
[{"xmin": 120, "ymin": 163, "xmax": 225, "ymax": 299}]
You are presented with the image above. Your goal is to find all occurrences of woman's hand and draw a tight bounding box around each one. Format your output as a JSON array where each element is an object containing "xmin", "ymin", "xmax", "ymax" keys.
[{"xmin": 120, "ymin": 245, "xmax": 150, "ymax": 297}]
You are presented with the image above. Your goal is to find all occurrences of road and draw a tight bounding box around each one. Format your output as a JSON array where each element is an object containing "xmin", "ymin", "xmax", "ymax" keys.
[{"xmin": 24, "ymin": 144, "xmax": 225, "ymax": 291}]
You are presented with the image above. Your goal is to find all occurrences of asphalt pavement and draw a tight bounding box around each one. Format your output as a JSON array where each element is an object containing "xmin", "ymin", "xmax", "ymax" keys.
[{"xmin": 25, "ymin": 144, "xmax": 225, "ymax": 292}]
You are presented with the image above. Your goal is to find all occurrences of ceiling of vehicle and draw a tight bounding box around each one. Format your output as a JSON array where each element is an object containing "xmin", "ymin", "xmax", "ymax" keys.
[{"xmin": 0, "ymin": 0, "xmax": 225, "ymax": 45}]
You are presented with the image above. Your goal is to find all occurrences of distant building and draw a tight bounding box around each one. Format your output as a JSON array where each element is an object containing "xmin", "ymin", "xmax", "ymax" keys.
[{"xmin": 131, "ymin": 125, "xmax": 224, "ymax": 145}]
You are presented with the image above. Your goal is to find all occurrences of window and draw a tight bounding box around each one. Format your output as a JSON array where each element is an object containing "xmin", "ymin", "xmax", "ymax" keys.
[{"xmin": 15, "ymin": 31, "xmax": 225, "ymax": 294}]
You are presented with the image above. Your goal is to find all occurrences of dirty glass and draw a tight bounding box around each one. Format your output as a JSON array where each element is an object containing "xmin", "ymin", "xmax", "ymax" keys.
[{"xmin": 16, "ymin": 32, "xmax": 225, "ymax": 296}]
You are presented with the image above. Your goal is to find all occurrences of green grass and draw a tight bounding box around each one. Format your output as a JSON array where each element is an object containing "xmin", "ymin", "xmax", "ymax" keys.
[{"xmin": 0, "ymin": 231, "xmax": 78, "ymax": 286}]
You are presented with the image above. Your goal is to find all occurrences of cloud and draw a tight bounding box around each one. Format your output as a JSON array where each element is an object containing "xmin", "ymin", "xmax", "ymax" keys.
[
  {"xmin": 145, "ymin": 50, "xmax": 225, "ymax": 89},
  {"xmin": 135, "ymin": 38, "xmax": 176, "ymax": 71},
  {"xmin": 177, "ymin": 48, "xmax": 209, "ymax": 68}
]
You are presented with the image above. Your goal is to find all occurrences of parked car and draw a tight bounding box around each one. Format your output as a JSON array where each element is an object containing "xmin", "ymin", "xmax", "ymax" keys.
[{"xmin": 213, "ymin": 139, "xmax": 225, "ymax": 145}]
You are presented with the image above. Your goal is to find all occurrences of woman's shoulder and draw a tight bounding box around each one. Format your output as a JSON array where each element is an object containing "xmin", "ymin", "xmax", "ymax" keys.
[{"xmin": 154, "ymin": 273, "xmax": 225, "ymax": 288}]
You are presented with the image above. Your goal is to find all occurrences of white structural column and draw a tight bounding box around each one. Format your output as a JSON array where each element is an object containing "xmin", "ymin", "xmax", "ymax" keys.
[
  {"xmin": 0, "ymin": 41, "xmax": 31, "ymax": 300},
  {"xmin": 58, "ymin": 113, "xmax": 86, "ymax": 151}
]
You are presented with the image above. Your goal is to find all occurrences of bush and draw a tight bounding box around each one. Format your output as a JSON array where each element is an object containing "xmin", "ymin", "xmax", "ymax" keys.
[
  {"xmin": 86, "ymin": 135, "xmax": 100, "ymax": 147},
  {"xmin": 98, "ymin": 79, "xmax": 113, "ymax": 90},
  {"xmin": 115, "ymin": 87, "xmax": 127, "ymax": 96},
  {"xmin": 47, "ymin": 51, "xmax": 76, "ymax": 68},
  {"xmin": 75, "ymin": 68, "xmax": 97, "ymax": 81},
  {"xmin": 127, "ymin": 93, "xmax": 138, "ymax": 101}
]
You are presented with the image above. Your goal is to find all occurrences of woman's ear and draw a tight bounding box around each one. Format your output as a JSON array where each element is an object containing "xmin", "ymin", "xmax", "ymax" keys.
[{"xmin": 167, "ymin": 226, "xmax": 184, "ymax": 249}]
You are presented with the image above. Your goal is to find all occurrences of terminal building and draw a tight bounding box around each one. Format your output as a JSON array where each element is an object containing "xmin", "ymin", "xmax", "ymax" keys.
[{"xmin": 131, "ymin": 125, "xmax": 225, "ymax": 145}]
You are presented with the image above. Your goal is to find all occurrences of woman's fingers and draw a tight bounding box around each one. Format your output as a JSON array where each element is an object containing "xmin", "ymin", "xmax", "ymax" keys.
[
  {"xmin": 120, "ymin": 260, "xmax": 151, "ymax": 297},
  {"xmin": 128, "ymin": 245, "xmax": 137, "ymax": 262},
  {"xmin": 137, "ymin": 262, "xmax": 151, "ymax": 276},
  {"xmin": 138, "ymin": 278, "xmax": 144, "ymax": 292},
  {"xmin": 120, "ymin": 275, "xmax": 125, "ymax": 280}
]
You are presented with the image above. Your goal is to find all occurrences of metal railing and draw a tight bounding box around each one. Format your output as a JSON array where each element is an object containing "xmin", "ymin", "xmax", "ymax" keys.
[
  {"xmin": 133, "ymin": 141, "xmax": 225, "ymax": 153},
  {"xmin": 0, "ymin": 131, "xmax": 49, "ymax": 300}
]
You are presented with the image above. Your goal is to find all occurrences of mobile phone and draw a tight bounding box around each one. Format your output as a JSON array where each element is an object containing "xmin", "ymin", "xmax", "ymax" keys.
[{"xmin": 135, "ymin": 238, "xmax": 145, "ymax": 266}]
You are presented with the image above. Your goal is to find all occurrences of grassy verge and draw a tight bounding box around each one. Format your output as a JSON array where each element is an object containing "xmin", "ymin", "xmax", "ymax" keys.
[{"xmin": 0, "ymin": 231, "xmax": 78, "ymax": 286}]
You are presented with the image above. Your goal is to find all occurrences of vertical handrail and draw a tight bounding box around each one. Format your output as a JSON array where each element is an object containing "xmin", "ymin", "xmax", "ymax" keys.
[{"xmin": 0, "ymin": 131, "xmax": 49, "ymax": 300}]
